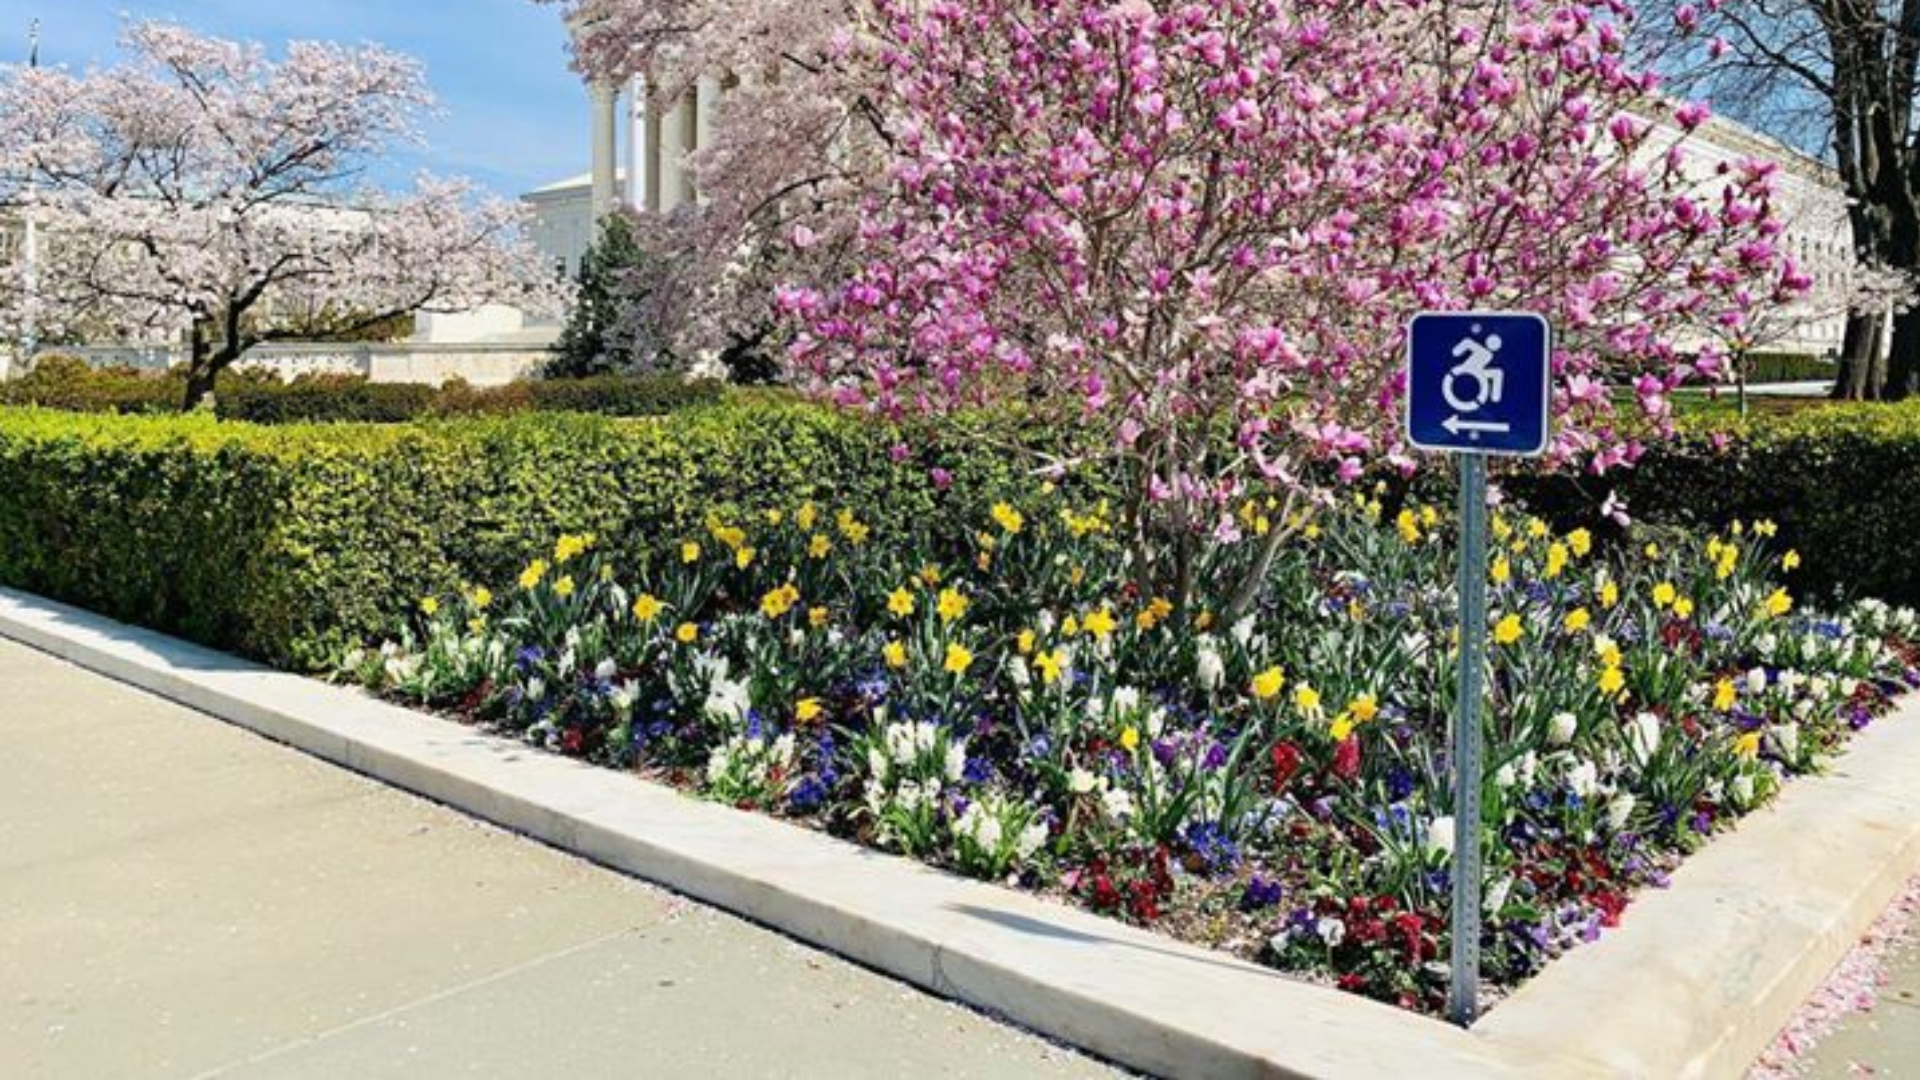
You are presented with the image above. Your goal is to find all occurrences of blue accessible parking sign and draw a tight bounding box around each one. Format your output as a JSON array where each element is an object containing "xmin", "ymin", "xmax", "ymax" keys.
[{"xmin": 1405, "ymin": 312, "xmax": 1552, "ymax": 457}]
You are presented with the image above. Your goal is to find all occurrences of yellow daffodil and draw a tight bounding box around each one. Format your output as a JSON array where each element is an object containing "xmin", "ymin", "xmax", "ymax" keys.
[
  {"xmin": 1672, "ymin": 596, "xmax": 1694, "ymax": 620},
  {"xmin": 554, "ymin": 575, "xmax": 576, "ymax": 599},
  {"xmin": 764, "ymin": 509, "xmax": 784, "ymax": 526},
  {"xmin": 1599, "ymin": 579, "xmax": 1620, "ymax": 609},
  {"xmin": 632, "ymin": 593, "xmax": 664, "ymax": 622},
  {"xmin": 937, "ymin": 587, "xmax": 969, "ymax": 624},
  {"xmin": 808, "ymin": 606, "xmax": 830, "ymax": 629},
  {"xmin": 553, "ymin": 533, "xmax": 593, "ymax": 564},
  {"xmin": 1651, "ymin": 581, "xmax": 1677, "ymax": 608},
  {"xmin": 1754, "ymin": 519, "xmax": 1778, "ymax": 538},
  {"xmin": 419, "ymin": 596, "xmax": 439, "ymax": 617},
  {"xmin": 1782, "ymin": 549, "xmax": 1801, "ymax": 572},
  {"xmin": 1016, "ymin": 629, "xmax": 1036, "ymax": 655},
  {"xmin": 467, "ymin": 617, "xmax": 486, "ymax": 634},
  {"xmin": 1396, "ymin": 509, "xmax": 1421, "ymax": 545},
  {"xmin": 1491, "ymin": 556, "xmax": 1512, "ymax": 585},
  {"xmin": 1713, "ymin": 678, "xmax": 1737, "ymax": 712},
  {"xmin": 1567, "ymin": 528, "xmax": 1592, "ymax": 557},
  {"xmin": 1563, "ymin": 607, "xmax": 1591, "ymax": 634},
  {"xmin": 1545, "ymin": 543, "xmax": 1569, "ymax": 579},
  {"xmin": 1119, "ymin": 726, "xmax": 1141, "ymax": 752},
  {"xmin": 1062, "ymin": 614, "xmax": 1081, "ymax": 637},
  {"xmin": 1348, "ymin": 693, "xmax": 1379, "ymax": 724},
  {"xmin": 1763, "ymin": 587, "xmax": 1793, "ymax": 618},
  {"xmin": 991, "ymin": 502, "xmax": 1025, "ymax": 534},
  {"xmin": 1294, "ymin": 684, "xmax": 1322, "ymax": 715},
  {"xmin": 1715, "ymin": 547, "xmax": 1738, "ymax": 581},
  {"xmin": 1195, "ymin": 610, "xmax": 1216, "ymax": 631},
  {"xmin": 808, "ymin": 534, "xmax": 833, "ymax": 559},
  {"xmin": 1733, "ymin": 731, "xmax": 1761, "ymax": 759},
  {"xmin": 887, "ymin": 587, "xmax": 916, "ymax": 617},
  {"xmin": 1598, "ymin": 665, "xmax": 1626, "ymax": 697},
  {"xmin": 943, "ymin": 642, "xmax": 974, "ymax": 675},
  {"xmin": 1035, "ymin": 649, "xmax": 1066, "ymax": 684},
  {"xmin": 519, "ymin": 559, "xmax": 549, "ymax": 590},
  {"xmin": 735, "ymin": 547, "xmax": 756, "ymax": 570},
  {"xmin": 796, "ymin": 502, "xmax": 819, "ymax": 532},
  {"xmin": 1493, "ymin": 613, "xmax": 1524, "ymax": 645},
  {"xmin": 760, "ymin": 584, "xmax": 799, "ymax": 619},
  {"xmin": 795, "ymin": 698, "xmax": 824, "ymax": 724},
  {"xmin": 1251, "ymin": 667, "xmax": 1286, "ymax": 700},
  {"xmin": 883, "ymin": 640, "xmax": 908, "ymax": 669},
  {"xmin": 1083, "ymin": 607, "xmax": 1116, "ymax": 639},
  {"xmin": 470, "ymin": 587, "xmax": 493, "ymax": 609},
  {"xmin": 675, "ymin": 622, "xmax": 699, "ymax": 644},
  {"xmin": 681, "ymin": 541, "xmax": 702, "ymax": 564},
  {"xmin": 1644, "ymin": 542, "xmax": 1661, "ymax": 560}
]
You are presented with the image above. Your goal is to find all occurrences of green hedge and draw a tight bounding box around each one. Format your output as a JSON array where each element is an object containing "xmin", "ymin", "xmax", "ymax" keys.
[
  {"xmin": 0, "ymin": 400, "xmax": 1092, "ymax": 669},
  {"xmin": 1, "ymin": 359, "xmax": 724, "ymax": 423},
  {"xmin": 1514, "ymin": 401, "xmax": 1920, "ymax": 607},
  {"xmin": 1744, "ymin": 351, "xmax": 1838, "ymax": 385}
]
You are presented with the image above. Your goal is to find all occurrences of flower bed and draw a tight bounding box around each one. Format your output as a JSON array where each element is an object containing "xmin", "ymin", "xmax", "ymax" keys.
[{"xmin": 353, "ymin": 493, "xmax": 1919, "ymax": 1014}]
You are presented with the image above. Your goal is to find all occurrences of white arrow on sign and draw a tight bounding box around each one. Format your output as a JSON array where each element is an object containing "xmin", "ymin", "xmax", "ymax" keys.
[{"xmin": 1442, "ymin": 414, "xmax": 1511, "ymax": 436}]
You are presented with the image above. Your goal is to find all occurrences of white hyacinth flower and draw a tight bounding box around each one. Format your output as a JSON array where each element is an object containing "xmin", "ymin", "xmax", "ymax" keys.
[
  {"xmin": 1627, "ymin": 712, "xmax": 1662, "ymax": 763},
  {"xmin": 1547, "ymin": 711, "xmax": 1579, "ymax": 747}
]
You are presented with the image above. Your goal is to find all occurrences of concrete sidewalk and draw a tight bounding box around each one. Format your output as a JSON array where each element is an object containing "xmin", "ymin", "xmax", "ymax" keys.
[
  {"xmin": 1802, "ymin": 926, "xmax": 1920, "ymax": 1077},
  {"xmin": 0, "ymin": 638, "xmax": 1111, "ymax": 1079}
]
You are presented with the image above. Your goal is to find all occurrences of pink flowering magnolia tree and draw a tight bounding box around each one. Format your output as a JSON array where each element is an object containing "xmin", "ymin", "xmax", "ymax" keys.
[
  {"xmin": 775, "ymin": 0, "xmax": 1804, "ymax": 612},
  {"xmin": 0, "ymin": 23, "xmax": 562, "ymax": 408}
]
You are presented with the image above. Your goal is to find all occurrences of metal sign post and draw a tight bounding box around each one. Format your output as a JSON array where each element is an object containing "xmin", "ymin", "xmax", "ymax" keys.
[
  {"xmin": 1449, "ymin": 451, "xmax": 1488, "ymax": 1026},
  {"xmin": 1404, "ymin": 312, "xmax": 1551, "ymax": 1028}
]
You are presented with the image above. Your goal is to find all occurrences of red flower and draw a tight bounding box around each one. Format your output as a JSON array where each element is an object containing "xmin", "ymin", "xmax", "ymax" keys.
[
  {"xmin": 1270, "ymin": 741, "xmax": 1303, "ymax": 791},
  {"xmin": 1591, "ymin": 891, "xmax": 1629, "ymax": 927},
  {"xmin": 1127, "ymin": 879, "xmax": 1161, "ymax": 922},
  {"xmin": 1333, "ymin": 737, "xmax": 1362, "ymax": 781}
]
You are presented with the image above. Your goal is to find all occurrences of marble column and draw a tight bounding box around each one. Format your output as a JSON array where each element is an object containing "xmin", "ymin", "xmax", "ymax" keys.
[
  {"xmin": 658, "ymin": 91, "xmax": 696, "ymax": 211},
  {"xmin": 637, "ymin": 70, "xmax": 660, "ymax": 211},
  {"xmin": 589, "ymin": 79, "xmax": 619, "ymax": 218},
  {"xmin": 693, "ymin": 75, "xmax": 721, "ymax": 206}
]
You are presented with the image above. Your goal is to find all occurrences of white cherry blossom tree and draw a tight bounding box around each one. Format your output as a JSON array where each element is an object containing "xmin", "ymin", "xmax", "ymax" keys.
[{"xmin": 0, "ymin": 22, "xmax": 563, "ymax": 407}]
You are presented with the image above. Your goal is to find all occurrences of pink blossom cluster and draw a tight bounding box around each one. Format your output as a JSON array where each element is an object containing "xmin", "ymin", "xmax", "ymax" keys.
[{"xmin": 776, "ymin": 0, "xmax": 1804, "ymax": 533}]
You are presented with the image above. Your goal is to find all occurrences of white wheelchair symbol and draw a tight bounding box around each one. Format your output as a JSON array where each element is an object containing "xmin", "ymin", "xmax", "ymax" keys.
[{"xmin": 1440, "ymin": 325, "xmax": 1511, "ymax": 439}]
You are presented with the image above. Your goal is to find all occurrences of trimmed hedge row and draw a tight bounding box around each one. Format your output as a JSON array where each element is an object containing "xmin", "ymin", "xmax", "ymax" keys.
[
  {"xmin": 0, "ymin": 400, "xmax": 1091, "ymax": 669},
  {"xmin": 1744, "ymin": 351, "xmax": 1838, "ymax": 385},
  {"xmin": 1514, "ymin": 401, "xmax": 1920, "ymax": 607},
  {"xmin": 4, "ymin": 393, "xmax": 1914, "ymax": 670},
  {"xmin": 0, "ymin": 358, "xmax": 725, "ymax": 422}
]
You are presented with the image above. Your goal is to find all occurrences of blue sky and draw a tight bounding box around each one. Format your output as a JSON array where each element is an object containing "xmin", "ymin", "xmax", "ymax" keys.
[{"xmin": 0, "ymin": 1, "xmax": 589, "ymax": 196}]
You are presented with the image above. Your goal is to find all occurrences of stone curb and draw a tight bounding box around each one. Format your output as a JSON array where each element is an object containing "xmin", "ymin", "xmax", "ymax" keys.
[{"xmin": 5, "ymin": 586, "xmax": 1918, "ymax": 1079}]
